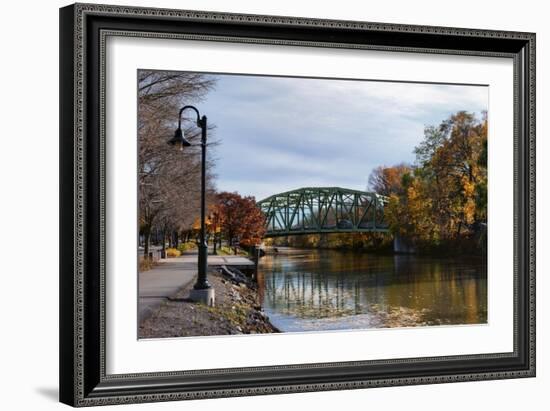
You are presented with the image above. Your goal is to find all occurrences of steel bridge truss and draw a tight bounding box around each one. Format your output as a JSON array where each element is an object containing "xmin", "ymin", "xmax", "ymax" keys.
[{"xmin": 257, "ymin": 187, "xmax": 389, "ymax": 237}]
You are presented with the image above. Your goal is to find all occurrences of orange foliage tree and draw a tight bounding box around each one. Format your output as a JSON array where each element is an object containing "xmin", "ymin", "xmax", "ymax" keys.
[
  {"xmin": 368, "ymin": 163, "xmax": 412, "ymax": 196},
  {"xmin": 213, "ymin": 192, "xmax": 266, "ymax": 251}
]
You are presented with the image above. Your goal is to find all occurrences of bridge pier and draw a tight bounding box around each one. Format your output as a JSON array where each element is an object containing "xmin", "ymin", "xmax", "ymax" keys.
[
  {"xmin": 318, "ymin": 234, "xmax": 329, "ymax": 249},
  {"xmin": 393, "ymin": 234, "xmax": 416, "ymax": 254}
]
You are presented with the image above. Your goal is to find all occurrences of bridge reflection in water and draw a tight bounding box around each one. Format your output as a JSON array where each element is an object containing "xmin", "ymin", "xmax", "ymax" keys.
[{"xmin": 257, "ymin": 248, "xmax": 487, "ymax": 333}]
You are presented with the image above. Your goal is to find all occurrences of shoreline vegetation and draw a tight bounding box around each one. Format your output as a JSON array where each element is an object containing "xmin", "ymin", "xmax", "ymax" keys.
[
  {"xmin": 139, "ymin": 269, "xmax": 279, "ymax": 339},
  {"xmin": 377, "ymin": 111, "xmax": 488, "ymax": 257},
  {"xmin": 264, "ymin": 232, "xmax": 485, "ymax": 258}
]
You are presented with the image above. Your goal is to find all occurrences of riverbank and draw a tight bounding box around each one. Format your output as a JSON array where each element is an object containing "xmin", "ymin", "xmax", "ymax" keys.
[
  {"xmin": 265, "ymin": 231, "xmax": 486, "ymax": 258},
  {"xmin": 266, "ymin": 232, "xmax": 393, "ymax": 254},
  {"xmin": 139, "ymin": 270, "xmax": 279, "ymax": 338}
]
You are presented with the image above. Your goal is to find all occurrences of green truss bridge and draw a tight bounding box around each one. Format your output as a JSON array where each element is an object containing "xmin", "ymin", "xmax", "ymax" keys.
[{"xmin": 257, "ymin": 187, "xmax": 390, "ymax": 237}]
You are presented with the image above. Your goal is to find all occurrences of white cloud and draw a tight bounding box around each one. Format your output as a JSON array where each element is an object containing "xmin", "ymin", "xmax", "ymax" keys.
[{"xmin": 201, "ymin": 74, "xmax": 488, "ymax": 199}]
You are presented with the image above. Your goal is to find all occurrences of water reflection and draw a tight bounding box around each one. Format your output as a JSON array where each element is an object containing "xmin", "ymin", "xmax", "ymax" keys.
[{"xmin": 257, "ymin": 248, "xmax": 487, "ymax": 332}]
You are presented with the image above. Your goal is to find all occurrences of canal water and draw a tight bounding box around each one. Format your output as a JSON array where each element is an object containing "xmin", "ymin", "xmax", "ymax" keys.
[{"xmin": 257, "ymin": 248, "xmax": 487, "ymax": 333}]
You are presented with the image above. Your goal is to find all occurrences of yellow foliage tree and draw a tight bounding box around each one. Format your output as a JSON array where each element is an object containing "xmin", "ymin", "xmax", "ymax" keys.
[{"xmin": 382, "ymin": 111, "xmax": 487, "ymax": 250}]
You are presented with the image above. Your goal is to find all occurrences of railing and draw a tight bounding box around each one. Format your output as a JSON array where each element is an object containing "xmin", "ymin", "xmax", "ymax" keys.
[{"xmin": 138, "ymin": 246, "xmax": 164, "ymax": 262}]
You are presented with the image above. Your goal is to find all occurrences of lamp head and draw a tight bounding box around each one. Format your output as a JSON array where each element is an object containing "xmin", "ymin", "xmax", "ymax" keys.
[{"xmin": 168, "ymin": 127, "xmax": 192, "ymax": 148}]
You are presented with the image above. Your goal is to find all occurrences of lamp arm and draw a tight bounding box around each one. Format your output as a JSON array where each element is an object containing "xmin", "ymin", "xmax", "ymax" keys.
[{"xmin": 178, "ymin": 105, "xmax": 202, "ymax": 129}]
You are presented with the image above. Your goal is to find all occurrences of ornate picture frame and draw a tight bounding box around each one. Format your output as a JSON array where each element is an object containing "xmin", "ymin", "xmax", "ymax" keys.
[{"xmin": 59, "ymin": 3, "xmax": 535, "ymax": 407}]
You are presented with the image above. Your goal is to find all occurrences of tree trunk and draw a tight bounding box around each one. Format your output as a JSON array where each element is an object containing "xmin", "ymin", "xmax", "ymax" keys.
[
  {"xmin": 143, "ymin": 225, "xmax": 151, "ymax": 260},
  {"xmin": 161, "ymin": 230, "xmax": 166, "ymax": 258}
]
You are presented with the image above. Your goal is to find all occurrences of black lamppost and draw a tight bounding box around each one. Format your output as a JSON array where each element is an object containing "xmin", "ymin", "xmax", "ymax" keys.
[{"xmin": 168, "ymin": 105, "xmax": 214, "ymax": 304}]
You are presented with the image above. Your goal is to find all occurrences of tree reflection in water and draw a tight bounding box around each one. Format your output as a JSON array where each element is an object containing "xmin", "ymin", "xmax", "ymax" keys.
[{"xmin": 257, "ymin": 248, "xmax": 487, "ymax": 332}]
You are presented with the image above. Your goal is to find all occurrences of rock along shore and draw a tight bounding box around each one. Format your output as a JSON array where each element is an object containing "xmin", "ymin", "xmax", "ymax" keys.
[{"xmin": 139, "ymin": 269, "xmax": 279, "ymax": 339}]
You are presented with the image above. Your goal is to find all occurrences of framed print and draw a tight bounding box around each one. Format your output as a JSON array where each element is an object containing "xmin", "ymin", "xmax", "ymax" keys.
[{"xmin": 59, "ymin": 3, "xmax": 536, "ymax": 407}]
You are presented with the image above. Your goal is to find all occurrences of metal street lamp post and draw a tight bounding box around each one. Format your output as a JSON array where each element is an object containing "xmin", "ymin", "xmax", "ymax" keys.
[{"xmin": 168, "ymin": 105, "xmax": 215, "ymax": 306}]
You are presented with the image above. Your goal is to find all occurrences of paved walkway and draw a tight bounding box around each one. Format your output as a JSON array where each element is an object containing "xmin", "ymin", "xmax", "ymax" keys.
[
  {"xmin": 176, "ymin": 253, "xmax": 254, "ymax": 267},
  {"xmin": 138, "ymin": 257, "xmax": 196, "ymax": 323},
  {"xmin": 138, "ymin": 252, "xmax": 254, "ymax": 323}
]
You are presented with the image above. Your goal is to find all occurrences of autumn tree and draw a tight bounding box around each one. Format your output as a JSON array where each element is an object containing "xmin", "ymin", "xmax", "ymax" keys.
[
  {"xmin": 214, "ymin": 192, "xmax": 266, "ymax": 253},
  {"xmin": 383, "ymin": 111, "xmax": 487, "ymax": 251},
  {"xmin": 207, "ymin": 204, "xmax": 224, "ymax": 254},
  {"xmin": 368, "ymin": 163, "xmax": 412, "ymax": 196},
  {"xmin": 426, "ymin": 111, "xmax": 487, "ymax": 236}
]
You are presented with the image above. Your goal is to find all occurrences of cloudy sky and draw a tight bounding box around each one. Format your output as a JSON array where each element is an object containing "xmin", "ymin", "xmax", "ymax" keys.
[{"xmin": 196, "ymin": 74, "xmax": 487, "ymax": 201}]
